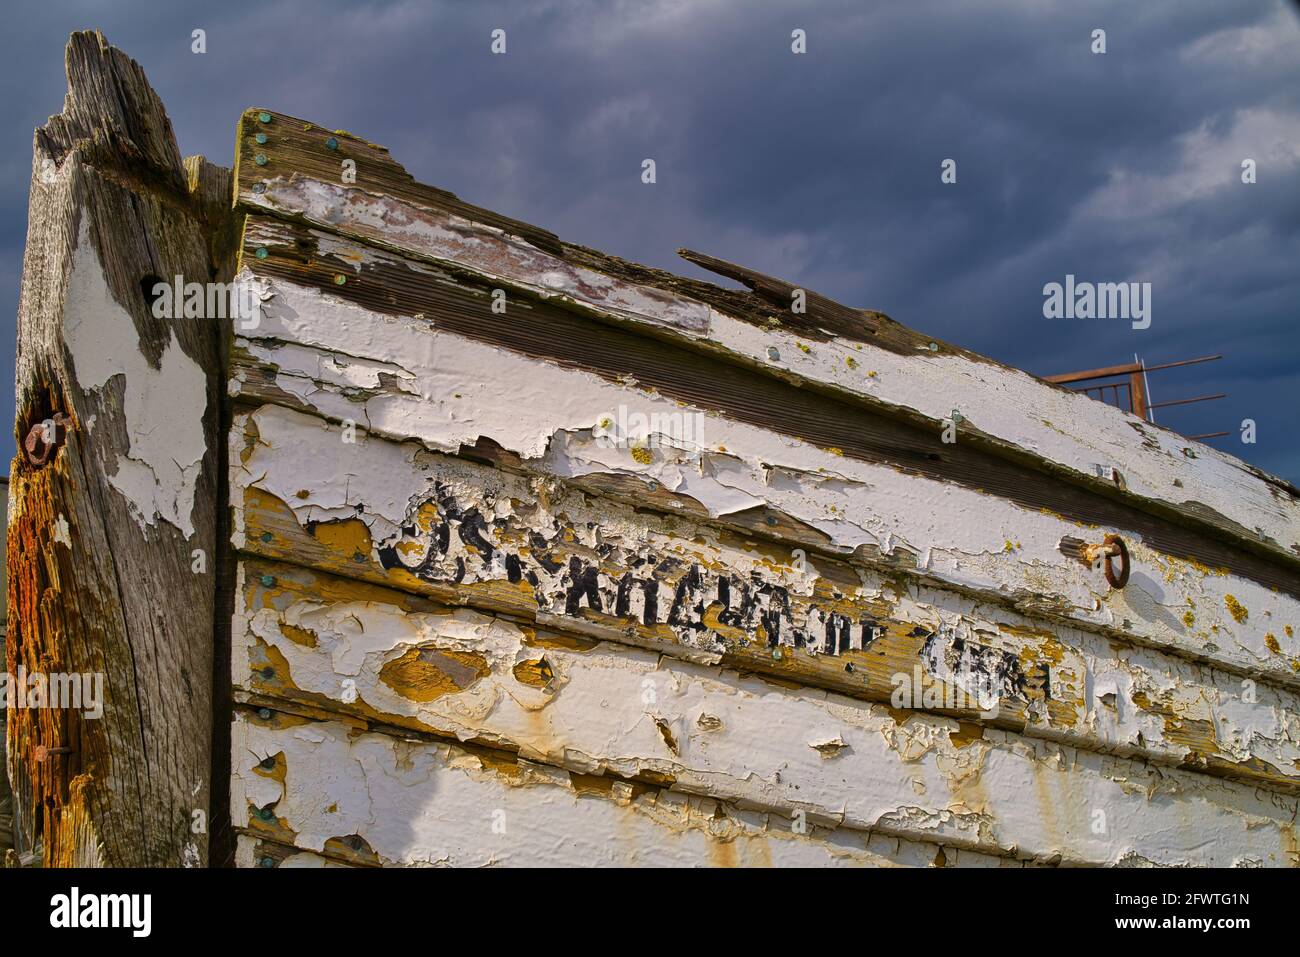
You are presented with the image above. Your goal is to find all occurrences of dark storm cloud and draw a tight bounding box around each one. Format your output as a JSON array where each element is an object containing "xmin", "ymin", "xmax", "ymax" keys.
[{"xmin": 0, "ymin": 0, "xmax": 1296, "ymax": 477}]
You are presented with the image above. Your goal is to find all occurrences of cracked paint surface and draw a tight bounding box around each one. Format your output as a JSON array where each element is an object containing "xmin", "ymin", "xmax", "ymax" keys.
[
  {"xmin": 225, "ymin": 186, "xmax": 1300, "ymax": 868},
  {"xmin": 227, "ymin": 275, "xmax": 1300, "ymax": 686},
  {"xmin": 231, "ymin": 404, "xmax": 1300, "ymax": 794},
  {"xmin": 245, "ymin": 174, "xmax": 1300, "ymax": 560},
  {"xmin": 230, "ymin": 707, "xmax": 1293, "ymax": 867}
]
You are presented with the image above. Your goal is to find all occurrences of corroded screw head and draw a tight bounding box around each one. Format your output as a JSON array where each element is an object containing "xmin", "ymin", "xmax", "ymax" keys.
[
  {"xmin": 260, "ymin": 531, "xmax": 274, "ymax": 542},
  {"xmin": 255, "ymin": 132, "xmax": 268, "ymax": 145},
  {"xmin": 254, "ymin": 247, "xmax": 269, "ymax": 260},
  {"xmin": 260, "ymin": 666, "xmax": 275, "ymax": 680},
  {"xmin": 259, "ymin": 756, "xmax": 276, "ymax": 770},
  {"xmin": 252, "ymin": 182, "xmax": 267, "ymax": 194},
  {"xmin": 254, "ymin": 153, "xmax": 268, "ymax": 166},
  {"xmin": 260, "ymin": 575, "xmax": 276, "ymax": 587},
  {"xmin": 325, "ymin": 137, "xmax": 339, "ymax": 151},
  {"xmin": 259, "ymin": 856, "xmax": 276, "ymax": 868},
  {"xmin": 257, "ymin": 112, "xmax": 272, "ymax": 124},
  {"xmin": 257, "ymin": 708, "xmax": 272, "ymax": 721},
  {"xmin": 333, "ymin": 274, "xmax": 347, "ymax": 286}
]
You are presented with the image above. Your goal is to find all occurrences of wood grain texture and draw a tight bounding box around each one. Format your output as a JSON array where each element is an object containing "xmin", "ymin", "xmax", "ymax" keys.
[
  {"xmin": 231, "ymin": 111, "xmax": 1300, "ymax": 574},
  {"xmin": 5, "ymin": 32, "xmax": 223, "ymax": 867}
]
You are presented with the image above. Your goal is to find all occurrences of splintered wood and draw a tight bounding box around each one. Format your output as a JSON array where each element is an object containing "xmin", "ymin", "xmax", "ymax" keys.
[{"xmin": 5, "ymin": 33, "xmax": 222, "ymax": 867}]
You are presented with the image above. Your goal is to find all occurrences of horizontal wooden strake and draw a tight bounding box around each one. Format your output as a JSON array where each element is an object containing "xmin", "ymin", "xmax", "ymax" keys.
[
  {"xmin": 229, "ymin": 405, "xmax": 1300, "ymax": 793},
  {"xmin": 231, "ymin": 215, "xmax": 1300, "ymax": 608},
  {"xmin": 232, "ymin": 553, "xmax": 1300, "ymax": 802},
  {"xmin": 231, "ymin": 109, "xmax": 1300, "ymax": 575},
  {"xmin": 232, "ymin": 710, "xmax": 1039, "ymax": 868},
  {"xmin": 228, "ymin": 271, "xmax": 1300, "ymax": 692},
  {"xmin": 230, "ymin": 699, "xmax": 1296, "ymax": 867}
]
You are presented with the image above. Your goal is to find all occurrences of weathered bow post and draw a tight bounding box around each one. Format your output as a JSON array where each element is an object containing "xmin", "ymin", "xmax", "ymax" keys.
[
  {"xmin": 6, "ymin": 32, "xmax": 228, "ymax": 867},
  {"xmin": 6, "ymin": 32, "xmax": 1300, "ymax": 868}
]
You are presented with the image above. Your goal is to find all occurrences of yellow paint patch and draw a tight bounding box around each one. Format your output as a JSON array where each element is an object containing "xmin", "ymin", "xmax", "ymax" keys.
[
  {"xmin": 512, "ymin": 656, "xmax": 556, "ymax": 689},
  {"xmin": 379, "ymin": 646, "xmax": 490, "ymax": 702},
  {"xmin": 311, "ymin": 517, "xmax": 373, "ymax": 557},
  {"xmin": 948, "ymin": 721, "xmax": 984, "ymax": 748},
  {"xmin": 279, "ymin": 623, "xmax": 319, "ymax": 649}
]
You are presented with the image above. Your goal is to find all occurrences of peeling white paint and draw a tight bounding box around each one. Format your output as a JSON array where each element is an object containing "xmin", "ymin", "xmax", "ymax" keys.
[
  {"xmin": 52, "ymin": 513, "xmax": 72, "ymax": 549},
  {"xmin": 247, "ymin": 181, "xmax": 1300, "ymax": 559},
  {"xmin": 64, "ymin": 218, "xmax": 207, "ymax": 538},
  {"xmin": 232, "ymin": 275, "xmax": 1300, "ymax": 686},
  {"xmin": 232, "ymin": 405, "xmax": 1300, "ymax": 790},
  {"xmin": 231, "ymin": 701, "xmax": 1296, "ymax": 867}
]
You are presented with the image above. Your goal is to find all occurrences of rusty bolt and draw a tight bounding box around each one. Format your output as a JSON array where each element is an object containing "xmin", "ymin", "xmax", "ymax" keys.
[
  {"xmin": 24, "ymin": 413, "xmax": 71, "ymax": 467},
  {"xmin": 34, "ymin": 745, "xmax": 74, "ymax": 762}
]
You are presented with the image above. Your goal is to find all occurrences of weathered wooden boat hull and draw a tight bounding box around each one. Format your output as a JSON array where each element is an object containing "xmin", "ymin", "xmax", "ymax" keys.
[{"xmin": 5, "ymin": 33, "xmax": 1299, "ymax": 868}]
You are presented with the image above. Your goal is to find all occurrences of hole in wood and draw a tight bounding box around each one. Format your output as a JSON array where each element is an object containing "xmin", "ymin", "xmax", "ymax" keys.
[{"xmin": 139, "ymin": 274, "xmax": 165, "ymax": 314}]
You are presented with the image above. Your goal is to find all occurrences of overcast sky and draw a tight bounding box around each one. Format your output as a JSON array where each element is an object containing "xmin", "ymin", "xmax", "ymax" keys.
[{"xmin": 1, "ymin": 0, "xmax": 1297, "ymax": 480}]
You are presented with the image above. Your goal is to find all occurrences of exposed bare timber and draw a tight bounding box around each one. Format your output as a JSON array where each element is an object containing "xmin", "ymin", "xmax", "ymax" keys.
[{"xmin": 5, "ymin": 32, "xmax": 225, "ymax": 867}]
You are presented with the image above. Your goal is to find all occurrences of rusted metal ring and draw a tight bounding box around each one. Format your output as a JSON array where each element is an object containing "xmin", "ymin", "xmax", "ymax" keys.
[{"xmin": 1102, "ymin": 533, "xmax": 1130, "ymax": 589}]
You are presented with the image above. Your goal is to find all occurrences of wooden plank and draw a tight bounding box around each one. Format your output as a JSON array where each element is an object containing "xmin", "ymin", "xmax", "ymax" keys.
[
  {"xmin": 231, "ymin": 112, "xmax": 1300, "ymax": 571},
  {"xmin": 229, "ymin": 300, "xmax": 1300, "ymax": 695},
  {"xmin": 233, "ymin": 557, "xmax": 1300, "ymax": 815},
  {"xmin": 231, "ymin": 705, "xmax": 1295, "ymax": 867},
  {"xmin": 231, "ymin": 709, "xmax": 1035, "ymax": 868},
  {"xmin": 5, "ymin": 32, "xmax": 223, "ymax": 867},
  {"xmin": 229, "ymin": 409, "xmax": 1300, "ymax": 792},
  {"xmin": 231, "ymin": 215, "xmax": 1300, "ymax": 607}
]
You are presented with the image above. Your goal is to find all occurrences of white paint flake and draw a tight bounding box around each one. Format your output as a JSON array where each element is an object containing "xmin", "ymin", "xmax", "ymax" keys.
[{"xmin": 63, "ymin": 218, "xmax": 208, "ymax": 538}]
